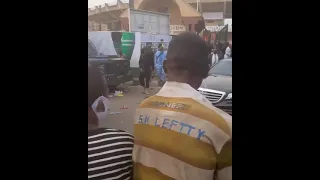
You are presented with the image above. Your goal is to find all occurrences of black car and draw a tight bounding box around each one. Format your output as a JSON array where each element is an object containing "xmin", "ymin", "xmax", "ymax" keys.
[
  {"xmin": 198, "ymin": 58, "xmax": 232, "ymax": 115},
  {"xmin": 88, "ymin": 39, "xmax": 132, "ymax": 91}
]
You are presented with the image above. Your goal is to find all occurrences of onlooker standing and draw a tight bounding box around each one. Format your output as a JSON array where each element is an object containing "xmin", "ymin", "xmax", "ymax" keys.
[
  {"xmin": 88, "ymin": 66, "xmax": 134, "ymax": 180},
  {"xmin": 133, "ymin": 32, "xmax": 232, "ymax": 180},
  {"xmin": 217, "ymin": 49, "xmax": 224, "ymax": 60},
  {"xmin": 216, "ymin": 42, "xmax": 224, "ymax": 60},
  {"xmin": 139, "ymin": 47, "xmax": 154, "ymax": 95},
  {"xmin": 224, "ymin": 43, "xmax": 232, "ymax": 59},
  {"xmin": 207, "ymin": 44, "xmax": 213, "ymax": 67},
  {"xmin": 211, "ymin": 49, "xmax": 219, "ymax": 66}
]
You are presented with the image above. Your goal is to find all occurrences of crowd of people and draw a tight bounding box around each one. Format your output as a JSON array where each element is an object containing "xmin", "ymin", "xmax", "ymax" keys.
[
  {"xmin": 88, "ymin": 32, "xmax": 232, "ymax": 180},
  {"xmin": 208, "ymin": 42, "xmax": 232, "ymax": 67}
]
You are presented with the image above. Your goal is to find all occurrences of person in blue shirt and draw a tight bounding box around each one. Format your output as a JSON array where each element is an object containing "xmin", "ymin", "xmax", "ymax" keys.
[{"xmin": 154, "ymin": 44, "xmax": 167, "ymax": 86}]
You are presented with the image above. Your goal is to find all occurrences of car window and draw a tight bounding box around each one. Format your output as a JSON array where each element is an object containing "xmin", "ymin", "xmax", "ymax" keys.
[{"xmin": 209, "ymin": 60, "xmax": 232, "ymax": 76}]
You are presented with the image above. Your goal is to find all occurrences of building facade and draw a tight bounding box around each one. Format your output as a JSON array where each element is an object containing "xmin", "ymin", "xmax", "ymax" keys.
[{"xmin": 88, "ymin": 0, "xmax": 232, "ymax": 40}]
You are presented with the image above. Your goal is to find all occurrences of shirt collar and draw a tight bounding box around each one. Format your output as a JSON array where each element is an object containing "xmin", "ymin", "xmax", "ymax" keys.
[{"xmin": 162, "ymin": 81, "xmax": 193, "ymax": 90}]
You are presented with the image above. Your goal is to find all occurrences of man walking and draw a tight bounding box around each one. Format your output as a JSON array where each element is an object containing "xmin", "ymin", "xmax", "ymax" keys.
[
  {"xmin": 139, "ymin": 47, "xmax": 154, "ymax": 95},
  {"xmin": 154, "ymin": 45, "xmax": 167, "ymax": 86}
]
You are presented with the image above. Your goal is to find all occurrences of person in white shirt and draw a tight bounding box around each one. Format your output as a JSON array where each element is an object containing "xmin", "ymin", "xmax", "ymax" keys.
[
  {"xmin": 211, "ymin": 49, "xmax": 219, "ymax": 67},
  {"xmin": 224, "ymin": 43, "xmax": 232, "ymax": 59}
]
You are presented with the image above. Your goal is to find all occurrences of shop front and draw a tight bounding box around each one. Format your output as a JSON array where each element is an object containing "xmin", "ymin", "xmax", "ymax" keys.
[{"xmin": 170, "ymin": 25, "xmax": 187, "ymax": 35}]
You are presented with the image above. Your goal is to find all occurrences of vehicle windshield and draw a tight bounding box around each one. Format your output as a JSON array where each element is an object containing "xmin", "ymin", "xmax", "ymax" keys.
[{"xmin": 209, "ymin": 60, "xmax": 232, "ymax": 76}]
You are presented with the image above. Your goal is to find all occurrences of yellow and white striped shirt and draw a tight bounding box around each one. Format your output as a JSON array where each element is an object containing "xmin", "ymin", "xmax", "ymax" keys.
[{"xmin": 133, "ymin": 81, "xmax": 232, "ymax": 180}]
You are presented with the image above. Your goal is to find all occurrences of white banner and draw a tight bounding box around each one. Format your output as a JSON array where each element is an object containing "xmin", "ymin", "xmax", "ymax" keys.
[
  {"xmin": 206, "ymin": 26, "xmax": 224, "ymax": 32},
  {"xmin": 224, "ymin": 19, "xmax": 232, "ymax": 32},
  {"xmin": 170, "ymin": 25, "xmax": 186, "ymax": 32},
  {"xmin": 170, "ymin": 25, "xmax": 186, "ymax": 35},
  {"xmin": 206, "ymin": 25, "xmax": 232, "ymax": 32},
  {"xmin": 141, "ymin": 34, "xmax": 172, "ymax": 43},
  {"xmin": 206, "ymin": 19, "xmax": 232, "ymax": 32},
  {"xmin": 203, "ymin": 12, "xmax": 224, "ymax": 20}
]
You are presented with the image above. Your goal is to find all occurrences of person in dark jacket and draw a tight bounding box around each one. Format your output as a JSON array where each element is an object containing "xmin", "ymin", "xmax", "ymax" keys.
[{"xmin": 139, "ymin": 47, "xmax": 154, "ymax": 95}]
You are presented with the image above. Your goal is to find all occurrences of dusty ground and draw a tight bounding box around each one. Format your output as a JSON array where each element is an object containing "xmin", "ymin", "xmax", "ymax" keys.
[{"xmin": 99, "ymin": 80, "xmax": 161, "ymax": 134}]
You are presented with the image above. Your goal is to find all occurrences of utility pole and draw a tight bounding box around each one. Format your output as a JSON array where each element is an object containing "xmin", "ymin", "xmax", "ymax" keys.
[
  {"xmin": 223, "ymin": 1, "xmax": 228, "ymax": 44},
  {"xmin": 197, "ymin": 0, "xmax": 199, "ymax": 11},
  {"xmin": 223, "ymin": 0, "xmax": 227, "ymax": 22}
]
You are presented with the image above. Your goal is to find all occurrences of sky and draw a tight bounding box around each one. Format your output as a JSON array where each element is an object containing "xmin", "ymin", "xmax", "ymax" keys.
[{"xmin": 88, "ymin": 0, "xmax": 129, "ymax": 8}]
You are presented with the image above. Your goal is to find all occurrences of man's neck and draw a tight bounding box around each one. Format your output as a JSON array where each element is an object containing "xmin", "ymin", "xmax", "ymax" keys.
[
  {"xmin": 167, "ymin": 77, "xmax": 188, "ymax": 84},
  {"xmin": 165, "ymin": 79, "xmax": 199, "ymax": 90}
]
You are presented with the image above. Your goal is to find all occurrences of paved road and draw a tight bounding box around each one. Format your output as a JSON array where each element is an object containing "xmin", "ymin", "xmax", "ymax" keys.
[{"xmin": 99, "ymin": 81, "xmax": 161, "ymax": 134}]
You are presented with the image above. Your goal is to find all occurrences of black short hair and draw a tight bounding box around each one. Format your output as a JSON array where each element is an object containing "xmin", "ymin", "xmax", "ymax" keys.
[
  {"xmin": 88, "ymin": 66, "xmax": 106, "ymax": 106},
  {"xmin": 166, "ymin": 32, "xmax": 210, "ymax": 78}
]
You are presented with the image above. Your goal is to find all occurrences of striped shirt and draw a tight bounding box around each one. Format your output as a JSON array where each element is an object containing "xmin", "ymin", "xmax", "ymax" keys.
[
  {"xmin": 88, "ymin": 128, "xmax": 134, "ymax": 180},
  {"xmin": 133, "ymin": 81, "xmax": 232, "ymax": 180}
]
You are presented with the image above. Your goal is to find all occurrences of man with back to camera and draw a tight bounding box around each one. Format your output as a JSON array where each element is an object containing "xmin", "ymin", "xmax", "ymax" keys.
[
  {"xmin": 139, "ymin": 47, "xmax": 154, "ymax": 95},
  {"xmin": 88, "ymin": 66, "xmax": 134, "ymax": 180},
  {"xmin": 133, "ymin": 32, "xmax": 232, "ymax": 180}
]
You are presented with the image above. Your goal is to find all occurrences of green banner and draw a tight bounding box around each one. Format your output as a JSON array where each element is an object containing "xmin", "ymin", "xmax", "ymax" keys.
[{"xmin": 121, "ymin": 32, "xmax": 135, "ymax": 60}]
